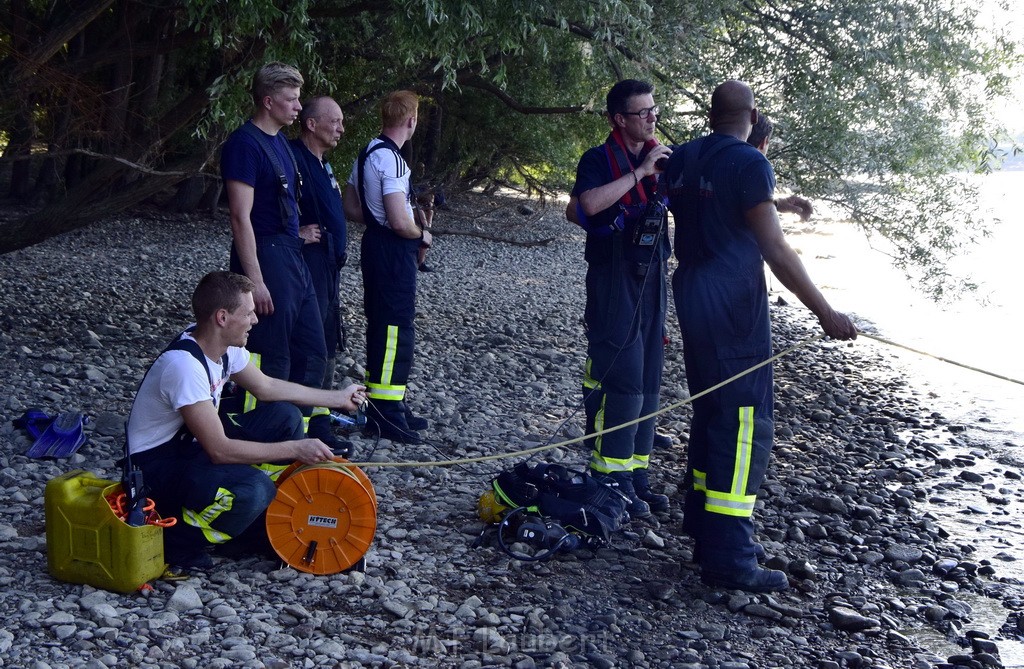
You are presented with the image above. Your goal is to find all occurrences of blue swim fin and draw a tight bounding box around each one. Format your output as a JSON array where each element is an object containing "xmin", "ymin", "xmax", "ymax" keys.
[
  {"xmin": 26, "ymin": 412, "xmax": 89, "ymax": 458},
  {"xmin": 12, "ymin": 408, "xmax": 55, "ymax": 440}
]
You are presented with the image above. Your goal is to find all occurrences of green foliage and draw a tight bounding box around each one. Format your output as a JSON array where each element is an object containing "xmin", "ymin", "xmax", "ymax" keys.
[
  {"xmin": 1, "ymin": 0, "xmax": 1020, "ymax": 299},
  {"xmin": 634, "ymin": 0, "xmax": 1022, "ymax": 299},
  {"xmin": 187, "ymin": 0, "xmax": 319, "ymax": 142}
]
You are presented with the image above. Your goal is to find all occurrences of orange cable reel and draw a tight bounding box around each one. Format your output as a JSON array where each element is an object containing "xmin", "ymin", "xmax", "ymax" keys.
[{"xmin": 266, "ymin": 457, "xmax": 377, "ymax": 574}]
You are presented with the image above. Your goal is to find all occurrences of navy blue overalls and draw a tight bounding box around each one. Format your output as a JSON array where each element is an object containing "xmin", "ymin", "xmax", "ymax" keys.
[
  {"xmin": 357, "ymin": 137, "xmax": 420, "ymax": 411},
  {"xmin": 291, "ymin": 139, "xmax": 348, "ymax": 375},
  {"xmin": 226, "ymin": 124, "xmax": 327, "ymax": 394},
  {"xmin": 666, "ymin": 134, "xmax": 777, "ymax": 575},
  {"xmin": 572, "ymin": 131, "xmax": 670, "ymax": 475}
]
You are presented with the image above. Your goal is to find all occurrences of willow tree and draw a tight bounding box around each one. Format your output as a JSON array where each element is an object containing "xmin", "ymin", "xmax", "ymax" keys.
[
  {"xmin": 1, "ymin": 0, "xmax": 1018, "ymax": 298},
  {"xmin": 0, "ymin": 0, "xmax": 318, "ymax": 251}
]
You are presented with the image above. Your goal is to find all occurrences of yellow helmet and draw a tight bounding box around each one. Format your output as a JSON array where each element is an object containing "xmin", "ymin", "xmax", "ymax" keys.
[{"xmin": 477, "ymin": 489, "xmax": 509, "ymax": 524}]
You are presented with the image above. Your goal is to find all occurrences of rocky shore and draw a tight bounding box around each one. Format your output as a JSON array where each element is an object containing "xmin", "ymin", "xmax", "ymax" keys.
[{"xmin": 1, "ymin": 193, "xmax": 1022, "ymax": 669}]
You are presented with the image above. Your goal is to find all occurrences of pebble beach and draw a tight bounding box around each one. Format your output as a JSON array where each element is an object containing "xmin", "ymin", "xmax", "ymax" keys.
[{"xmin": 1, "ymin": 193, "xmax": 1022, "ymax": 669}]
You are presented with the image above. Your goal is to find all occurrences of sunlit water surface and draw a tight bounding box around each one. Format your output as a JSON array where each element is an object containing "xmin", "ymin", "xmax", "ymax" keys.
[{"xmin": 782, "ymin": 170, "xmax": 1024, "ymax": 665}]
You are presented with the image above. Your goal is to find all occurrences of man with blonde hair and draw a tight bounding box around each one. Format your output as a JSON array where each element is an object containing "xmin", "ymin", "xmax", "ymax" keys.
[
  {"xmin": 344, "ymin": 90, "xmax": 431, "ymax": 443},
  {"xmin": 221, "ymin": 62, "xmax": 332, "ymax": 449}
]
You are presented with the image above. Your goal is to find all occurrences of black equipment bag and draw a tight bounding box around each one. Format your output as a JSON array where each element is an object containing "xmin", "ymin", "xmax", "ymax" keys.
[{"xmin": 492, "ymin": 462, "xmax": 627, "ymax": 543}]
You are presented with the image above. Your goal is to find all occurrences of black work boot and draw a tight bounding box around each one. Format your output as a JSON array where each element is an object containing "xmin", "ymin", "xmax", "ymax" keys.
[
  {"xmin": 594, "ymin": 471, "xmax": 652, "ymax": 520},
  {"xmin": 400, "ymin": 402, "xmax": 428, "ymax": 431},
  {"xmin": 632, "ymin": 468, "xmax": 670, "ymax": 514},
  {"xmin": 364, "ymin": 401, "xmax": 422, "ymax": 444},
  {"xmin": 701, "ymin": 565, "xmax": 789, "ymax": 593}
]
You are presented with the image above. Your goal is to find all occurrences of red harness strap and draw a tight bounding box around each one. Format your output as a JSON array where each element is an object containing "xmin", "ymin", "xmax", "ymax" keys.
[{"xmin": 604, "ymin": 128, "xmax": 659, "ymax": 206}]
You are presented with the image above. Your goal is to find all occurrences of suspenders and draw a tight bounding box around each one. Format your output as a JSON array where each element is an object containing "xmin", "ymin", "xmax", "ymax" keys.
[{"xmin": 239, "ymin": 122, "xmax": 303, "ymax": 229}]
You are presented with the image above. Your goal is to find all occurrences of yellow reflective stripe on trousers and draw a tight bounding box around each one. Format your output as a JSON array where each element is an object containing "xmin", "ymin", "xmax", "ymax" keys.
[
  {"xmin": 380, "ymin": 325, "xmax": 399, "ymax": 386},
  {"xmin": 255, "ymin": 462, "xmax": 291, "ymax": 482},
  {"xmin": 632, "ymin": 453, "xmax": 650, "ymax": 469},
  {"xmin": 182, "ymin": 487, "xmax": 235, "ymax": 544},
  {"xmin": 693, "ymin": 468, "xmax": 707, "ymax": 491},
  {"xmin": 589, "ymin": 393, "xmax": 619, "ymax": 472},
  {"xmin": 366, "ymin": 383, "xmax": 405, "ymax": 400},
  {"xmin": 731, "ymin": 406, "xmax": 754, "ymax": 496},
  {"xmin": 704, "ymin": 406, "xmax": 757, "ymax": 517},
  {"xmin": 705, "ymin": 489, "xmax": 756, "ymax": 516},
  {"xmin": 583, "ymin": 358, "xmax": 600, "ymax": 390},
  {"xmin": 590, "ymin": 454, "xmax": 633, "ymax": 473},
  {"xmin": 368, "ymin": 325, "xmax": 406, "ymax": 400}
]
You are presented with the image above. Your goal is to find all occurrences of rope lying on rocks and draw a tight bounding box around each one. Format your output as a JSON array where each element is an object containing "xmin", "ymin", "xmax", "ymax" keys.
[{"xmin": 342, "ymin": 329, "xmax": 1022, "ymax": 469}]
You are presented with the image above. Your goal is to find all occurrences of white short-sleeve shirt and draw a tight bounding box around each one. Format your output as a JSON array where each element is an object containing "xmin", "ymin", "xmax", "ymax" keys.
[
  {"xmin": 126, "ymin": 331, "xmax": 250, "ymax": 455},
  {"xmin": 348, "ymin": 138, "xmax": 413, "ymax": 228}
]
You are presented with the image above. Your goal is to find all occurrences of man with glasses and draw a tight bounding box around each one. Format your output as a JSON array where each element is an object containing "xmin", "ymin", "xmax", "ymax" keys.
[
  {"xmin": 664, "ymin": 80, "xmax": 857, "ymax": 592},
  {"xmin": 568, "ymin": 79, "xmax": 673, "ymax": 519}
]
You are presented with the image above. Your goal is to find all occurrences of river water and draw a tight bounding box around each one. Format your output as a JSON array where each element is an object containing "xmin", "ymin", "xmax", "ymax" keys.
[{"xmin": 783, "ymin": 169, "xmax": 1024, "ymax": 665}]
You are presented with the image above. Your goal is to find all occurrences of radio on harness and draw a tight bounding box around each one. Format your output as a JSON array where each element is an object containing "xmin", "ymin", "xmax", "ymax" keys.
[{"xmin": 633, "ymin": 200, "xmax": 666, "ymax": 247}]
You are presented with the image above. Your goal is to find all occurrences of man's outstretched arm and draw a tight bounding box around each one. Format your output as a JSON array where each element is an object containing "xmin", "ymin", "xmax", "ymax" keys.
[
  {"xmin": 746, "ymin": 200, "xmax": 857, "ymax": 340},
  {"xmin": 180, "ymin": 400, "xmax": 334, "ymax": 466}
]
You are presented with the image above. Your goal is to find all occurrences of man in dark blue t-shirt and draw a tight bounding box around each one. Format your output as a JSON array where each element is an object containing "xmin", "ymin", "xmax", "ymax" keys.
[
  {"xmin": 665, "ymin": 80, "xmax": 857, "ymax": 593},
  {"xmin": 221, "ymin": 62, "xmax": 327, "ymax": 405}
]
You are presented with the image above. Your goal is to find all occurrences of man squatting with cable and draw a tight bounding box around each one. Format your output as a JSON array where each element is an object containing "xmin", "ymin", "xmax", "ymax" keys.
[
  {"xmin": 664, "ymin": 80, "xmax": 857, "ymax": 592},
  {"xmin": 566, "ymin": 79, "xmax": 674, "ymax": 519},
  {"xmin": 125, "ymin": 272, "xmax": 366, "ymax": 570}
]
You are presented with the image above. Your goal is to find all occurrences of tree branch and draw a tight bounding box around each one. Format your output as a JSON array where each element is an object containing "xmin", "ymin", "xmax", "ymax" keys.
[
  {"xmin": 6, "ymin": 0, "xmax": 119, "ymax": 83},
  {"xmin": 459, "ymin": 75, "xmax": 589, "ymax": 115}
]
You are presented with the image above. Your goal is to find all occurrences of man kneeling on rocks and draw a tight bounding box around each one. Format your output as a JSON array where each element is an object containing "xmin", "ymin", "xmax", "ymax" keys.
[{"xmin": 125, "ymin": 271, "xmax": 366, "ymax": 569}]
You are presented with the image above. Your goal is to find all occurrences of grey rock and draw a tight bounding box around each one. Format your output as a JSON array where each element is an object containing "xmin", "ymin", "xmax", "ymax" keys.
[
  {"xmin": 884, "ymin": 545, "xmax": 925, "ymax": 563},
  {"xmin": 810, "ymin": 494, "xmax": 849, "ymax": 514},
  {"xmin": 828, "ymin": 606, "xmax": 880, "ymax": 632},
  {"xmin": 894, "ymin": 568, "xmax": 927, "ymax": 586},
  {"xmin": 958, "ymin": 470, "xmax": 985, "ymax": 483},
  {"xmin": 641, "ymin": 529, "xmax": 665, "ymax": 549},
  {"xmin": 382, "ymin": 600, "xmax": 410, "ymax": 618},
  {"xmin": 166, "ymin": 584, "xmax": 203, "ymax": 612}
]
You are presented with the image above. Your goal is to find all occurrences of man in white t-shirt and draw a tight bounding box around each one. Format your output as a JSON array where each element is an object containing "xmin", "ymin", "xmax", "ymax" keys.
[
  {"xmin": 343, "ymin": 90, "xmax": 431, "ymax": 444},
  {"xmin": 126, "ymin": 271, "xmax": 366, "ymax": 569}
]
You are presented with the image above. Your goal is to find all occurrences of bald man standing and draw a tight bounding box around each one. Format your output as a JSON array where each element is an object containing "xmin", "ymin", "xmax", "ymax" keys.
[
  {"xmin": 665, "ymin": 81, "xmax": 857, "ymax": 592},
  {"xmin": 290, "ymin": 95, "xmax": 352, "ymax": 454}
]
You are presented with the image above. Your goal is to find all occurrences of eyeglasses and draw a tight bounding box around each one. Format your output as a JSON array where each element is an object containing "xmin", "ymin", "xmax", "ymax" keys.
[{"xmin": 620, "ymin": 105, "xmax": 659, "ymax": 120}]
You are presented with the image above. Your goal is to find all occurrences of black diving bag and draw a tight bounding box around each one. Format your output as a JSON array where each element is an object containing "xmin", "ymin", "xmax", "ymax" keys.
[{"xmin": 491, "ymin": 462, "xmax": 628, "ymax": 543}]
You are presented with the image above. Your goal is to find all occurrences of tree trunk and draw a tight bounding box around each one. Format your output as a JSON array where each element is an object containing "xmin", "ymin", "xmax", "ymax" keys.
[
  {"xmin": 31, "ymin": 151, "xmax": 61, "ymax": 205},
  {"xmin": 199, "ymin": 180, "xmax": 223, "ymax": 213},
  {"xmin": 0, "ymin": 154, "xmax": 206, "ymax": 253},
  {"xmin": 4, "ymin": 103, "xmax": 34, "ymax": 201},
  {"xmin": 170, "ymin": 175, "xmax": 205, "ymax": 213}
]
